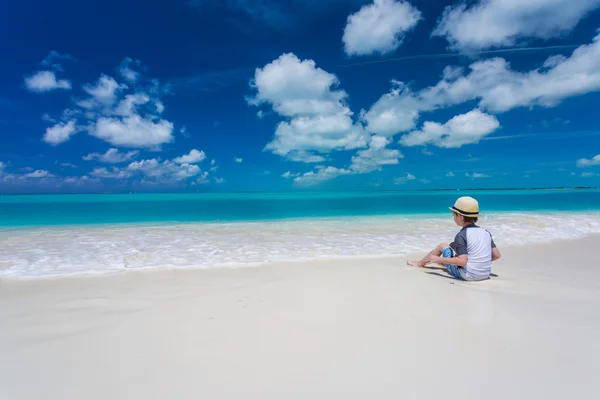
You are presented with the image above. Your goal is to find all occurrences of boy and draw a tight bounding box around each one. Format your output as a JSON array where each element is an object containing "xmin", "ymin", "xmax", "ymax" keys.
[{"xmin": 407, "ymin": 196, "xmax": 501, "ymax": 281}]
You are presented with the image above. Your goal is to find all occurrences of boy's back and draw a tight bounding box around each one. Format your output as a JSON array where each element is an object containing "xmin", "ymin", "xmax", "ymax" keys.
[{"xmin": 453, "ymin": 225, "xmax": 496, "ymax": 281}]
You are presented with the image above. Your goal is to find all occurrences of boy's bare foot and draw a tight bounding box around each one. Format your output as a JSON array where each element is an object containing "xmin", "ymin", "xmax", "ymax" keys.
[{"xmin": 407, "ymin": 260, "xmax": 423, "ymax": 267}]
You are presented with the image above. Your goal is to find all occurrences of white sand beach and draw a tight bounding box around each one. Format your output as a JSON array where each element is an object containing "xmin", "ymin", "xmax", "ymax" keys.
[{"xmin": 1, "ymin": 236, "xmax": 599, "ymax": 400}]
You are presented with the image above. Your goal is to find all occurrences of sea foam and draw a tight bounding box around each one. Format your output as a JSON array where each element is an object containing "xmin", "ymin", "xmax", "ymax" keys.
[{"xmin": 1, "ymin": 212, "xmax": 599, "ymax": 278}]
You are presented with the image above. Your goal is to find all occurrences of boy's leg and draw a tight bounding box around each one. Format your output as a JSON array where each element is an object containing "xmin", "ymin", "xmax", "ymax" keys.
[
  {"xmin": 441, "ymin": 247, "xmax": 466, "ymax": 280},
  {"xmin": 407, "ymin": 242, "xmax": 448, "ymax": 267}
]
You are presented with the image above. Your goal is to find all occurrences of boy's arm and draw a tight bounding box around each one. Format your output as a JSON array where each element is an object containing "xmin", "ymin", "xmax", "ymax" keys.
[
  {"xmin": 437, "ymin": 254, "xmax": 468, "ymax": 267},
  {"xmin": 491, "ymin": 236, "xmax": 501, "ymax": 261},
  {"xmin": 492, "ymin": 247, "xmax": 501, "ymax": 261}
]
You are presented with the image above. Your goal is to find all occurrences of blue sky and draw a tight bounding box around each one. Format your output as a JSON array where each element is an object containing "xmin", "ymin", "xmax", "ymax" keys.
[{"xmin": 1, "ymin": 0, "xmax": 600, "ymax": 193}]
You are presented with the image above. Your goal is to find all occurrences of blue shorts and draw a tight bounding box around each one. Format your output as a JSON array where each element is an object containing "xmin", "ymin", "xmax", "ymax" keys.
[{"xmin": 442, "ymin": 247, "xmax": 466, "ymax": 280}]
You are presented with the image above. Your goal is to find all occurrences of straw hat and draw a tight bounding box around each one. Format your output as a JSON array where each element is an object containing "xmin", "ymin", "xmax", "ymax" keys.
[{"xmin": 450, "ymin": 196, "xmax": 482, "ymax": 217}]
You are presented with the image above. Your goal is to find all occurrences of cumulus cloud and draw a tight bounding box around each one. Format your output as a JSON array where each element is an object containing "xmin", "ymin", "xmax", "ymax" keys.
[
  {"xmin": 466, "ymin": 172, "xmax": 490, "ymax": 179},
  {"xmin": 83, "ymin": 148, "xmax": 139, "ymax": 163},
  {"xmin": 286, "ymin": 151, "xmax": 326, "ymax": 163},
  {"xmin": 293, "ymin": 166, "xmax": 352, "ymax": 186},
  {"xmin": 288, "ymin": 136, "xmax": 403, "ymax": 186},
  {"xmin": 234, "ymin": 157, "xmax": 243, "ymax": 163},
  {"xmin": 196, "ymin": 171, "xmax": 210, "ymax": 184},
  {"xmin": 364, "ymin": 31, "xmax": 600, "ymax": 136},
  {"xmin": 577, "ymin": 154, "xmax": 600, "ymax": 167},
  {"xmin": 173, "ymin": 149, "xmax": 206, "ymax": 164},
  {"xmin": 343, "ymin": 0, "xmax": 422, "ymax": 57},
  {"xmin": 90, "ymin": 155, "xmax": 207, "ymax": 183},
  {"xmin": 446, "ymin": 171, "xmax": 455, "ymax": 177},
  {"xmin": 399, "ymin": 109, "xmax": 500, "ymax": 148},
  {"xmin": 247, "ymin": 53, "xmax": 368, "ymax": 160},
  {"xmin": 119, "ymin": 58, "xmax": 142, "ymax": 83},
  {"xmin": 83, "ymin": 74, "xmax": 126, "ymax": 107},
  {"xmin": 433, "ymin": 0, "xmax": 600, "ymax": 52},
  {"xmin": 24, "ymin": 71, "xmax": 71, "ymax": 93},
  {"xmin": 44, "ymin": 120, "xmax": 78, "ymax": 145},
  {"xmin": 25, "ymin": 170, "xmax": 54, "ymax": 178},
  {"xmin": 90, "ymin": 167, "xmax": 133, "ymax": 179},
  {"xmin": 39, "ymin": 59, "xmax": 176, "ymax": 149},
  {"xmin": 580, "ymin": 172, "xmax": 599, "ymax": 177},
  {"xmin": 394, "ymin": 173, "xmax": 416, "ymax": 184},
  {"xmin": 361, "ymin": 80, "xmax": 422, "ymax": 136},
  {"xmin": 349, "ymin": 135, "xmax": 403, "ymax": 173},
  {"xmin": 41, "ymin": 51, "xmax": 75, "ymax": 72},
  {"xmin": 91, "ymin": 115, "xmax": 173, "ymax": 149},
  {"xmin": 282, "ymin": 171, "xmax": 300, "ymax": 178},
  {"xmin": 127, "ymin": 159, "xmax": 201, "ymax": 181}
]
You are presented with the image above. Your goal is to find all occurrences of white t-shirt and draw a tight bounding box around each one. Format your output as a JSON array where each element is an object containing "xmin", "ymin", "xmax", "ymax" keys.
[{"xmin": 452, "ymin": 224, "xmax": 496, "ymax": 281}]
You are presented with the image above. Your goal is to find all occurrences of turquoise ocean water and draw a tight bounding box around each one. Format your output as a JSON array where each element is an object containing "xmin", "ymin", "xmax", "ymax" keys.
[
  {"xmin": 1, "ymin": 190, "xmax": 600, "ymax": 278},
  {"xmin": 2, "ymin": 189, "xmax": 600, "ymax": 227}
]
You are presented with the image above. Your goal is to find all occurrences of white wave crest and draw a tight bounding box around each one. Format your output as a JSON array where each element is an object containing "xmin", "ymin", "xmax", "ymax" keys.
[{"xmin": 1, "ymin": 212, "xmax": 599, "ymax": 278}]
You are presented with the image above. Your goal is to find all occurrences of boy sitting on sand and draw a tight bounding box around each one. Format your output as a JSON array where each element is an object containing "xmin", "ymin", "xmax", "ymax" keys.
[{"xmin": 408, "ymin": 196, "xmax": 501, "ymax": 281}]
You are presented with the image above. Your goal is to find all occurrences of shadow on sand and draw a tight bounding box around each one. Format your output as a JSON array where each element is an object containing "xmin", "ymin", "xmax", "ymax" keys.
[{"xmin": 422, "ymin": 266, "xmax": 498, "ymax": 282}]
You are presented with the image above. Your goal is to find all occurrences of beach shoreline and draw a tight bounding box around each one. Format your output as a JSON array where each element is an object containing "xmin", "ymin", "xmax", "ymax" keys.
[{"xmin": 2, "ymin": 235, "xmax": 599, "ymax": 399}]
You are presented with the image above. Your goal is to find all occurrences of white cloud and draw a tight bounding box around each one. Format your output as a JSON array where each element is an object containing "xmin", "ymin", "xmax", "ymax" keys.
[
  {"xmin": 57, "ymin": 162, "xmax": 78, "ymax": 168},
  {"xmin": 349, "ymin": 135, "xmax": 403, "ymax": 173},
  {"xmin": 361, "ymin": 80, "xmax": 422, "ymax": 136},
  {"xmin": 343, "ymin": 0, "xmax": 422, "ymax": 57},
  {"xmin": 446, "ymin": 171, "xmax": 455, "ymax": 177},
  {"xmin": 25, "ymin": 170, "xmax": 53, "ymax": 178},
  {"xmin": 293, "ymin": 166, "xmax": 352, "ymax": 186},
  {"xmin": 91, "ymin": 115, "xmax": 174, "ymax": 149},
  {"xmin": 24, "ymin": 71, "xmax": 71, "ymax": 93},
  {"xmin": 196, "ymin": 171, "xmax": 210, "ymax": 184},
  {"xmin": 286, "ymin": 151, "xmax": 326, "ymax": 163},
  {"xmin": 282, "ymin": 171, "xmax": 295, "ymax": 178},
  {"xmin": 83, "ymin": 74, "xmax": 126, "ymax": 107},
  {"xmin": 62, "ymin": 176, "xmax": 98, "ymax": 186},
  {"xmin": 394, "ymin": 173, "xmax": 416, "ymax": 184},
  {"xmin": 266, "ymin": 113, "xmax": 369, "ymax": 157},
  {"xmin": 248, "ymin": 53, "xmax": 368, "ymax": 161},
  {"xmin": 580, "ymin": 172, "xmax": 599, "ymax": 177},
  {"xmin": 466, "ymin": 172, "xmax": 490, "ymax": 179},
  {"xmin": 173, "ymin": 149, "xmax": 206, "ymax": 164},
  {"xmin": 364, "ymin": 31, "xmax": 600, "ymax": 137},
  {"xmin": 83, "ymin": 148, "xmax": 139, "ymax": 163},
  {"xmin": 119, "ymin": 58, "xmax": 141, "ymax": 83},
  {"xmin": 39, "ymin": 62, "xmax": 177, "ymax": 149},
  {"xmin": 399, "ymin": 109, "xmax": 500, "ymax": 148},
  {"xmin": 180, "ymin": 125, "xmax": 190, "ymax": 138},
  {"xmin": 41, "ymin": 51, "xmax": 75, "ymax": 72},
  {"xmin": 234, "ymin": 157, "xmax": 243, "ymax": 163},
  {"xmin": 90, "ymin": 167, "xmax": 133, "ymax": 179},
  {"xmin": 577, "ymin": 154, "xmax": 600, "ymax": 167},
  {"xmin": 113, "ymin": 93, "xmax": 151, "ymax": 117},
  {"xmin": 432, "ymin": 0, "xmax": 600, "ymax": 52},
  {"xmin": 248, "ymin": 53, "xmax": 345, "ymax": 118},
  {"xmin": 0, "ymin": 162, "xmax": 6, "ymax": 170},
  {"xmin": 44, "ymin": 120, "xmax": 78, "ymax": 145},
  {"xmin": 90, "ymin": 156, "xmax": 206, "ymax": 183},
  {"xmin": 127, "ymin": 159, "xmax": 201, "ymax": 181},
  {"xmin": 421, "ymin": 148, "xmax": 434, "ymax": 156},
  {"xmin": 426, "ymin": 32, "xmax": 600, "ymax": 113},
  {"xmin": 287, "ymin": 136, "xmax": 403, "ymax": 186},
  {"xmin": 211, "ymin": 159, "xmax": 216, "ymax": 165}
]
